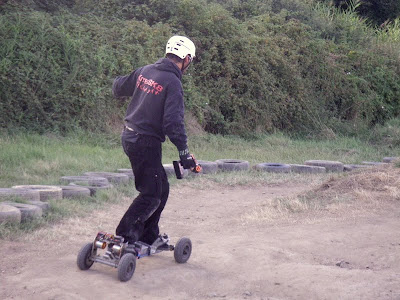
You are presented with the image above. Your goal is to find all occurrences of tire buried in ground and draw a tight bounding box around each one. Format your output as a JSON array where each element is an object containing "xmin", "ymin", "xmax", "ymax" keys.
[
  {"xmin": 60, "ymin": 176, "xmax": 109, "ymax": 186},
  {"xmin": 196, "ymin": 160, "xmax": 218, "ymax": 174},
  {"xmin": 26, "ymin": 200, "xmax": 50, "ymax": 213},
  {"xmin": 12, "ymin": 185, "xmax": 62, "ymax": 201},
  {"xmin": 343, "ymin": 164, "xmax": 372, "ymax": 172},
  {"xmin": 83, "ymin": 172, "xmax": 130, "ymax": 185},
  {"xmin": 304, "ymin": 160, "xmax": 344, "ymax": 172},
  {"xmin": 116, "ymin": 169, "xmax": 135, "ymax": 180},
  {"xmin": 215, "ymin": 159, "xmax": 249, "ymax": 172},
  {"xmin": 57, "ymin": 186, "xmax": 91, "ymax": 199},
  {"xmin": 163, "ymin": 164, "xmax": 188, "ymax": 178},
  {"xmin": 383, "ymin": 157, "xmax": 399, "ymax": 163},
  {"xmin": 69, "ymin": 183, "xmax": 114, "ymax": 196},
  {"xmin": 361, "ymin": 161, "xmax": 390, "ymax": 167},
  {"xmin": 3, "ymin": 202, "xmax": 42, "ymax": 222},
  {"xmin": 0, "ymin": 188, "xmax": 41, "ymax": 202},
  {"xmin": 290, "ymin": 164, "xmax": 326, "ymax": 174},
  {"xmin": 253, "ymin": 163, "xmax": 291, "ymax": 173},
  {"xmin": 0, "ymin": 204, "xmax": 22, "ymax": 224}
]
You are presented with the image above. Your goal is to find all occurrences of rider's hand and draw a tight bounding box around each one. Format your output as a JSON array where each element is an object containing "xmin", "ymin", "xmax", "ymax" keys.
[{"xmin": 179, "ymin": 149, "xmax": 196, "ymax": 170}]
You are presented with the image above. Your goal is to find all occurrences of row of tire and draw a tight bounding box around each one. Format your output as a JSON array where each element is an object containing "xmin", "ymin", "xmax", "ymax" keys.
[
  {"xmin": 199, "ymin": 157, "xmax": 398, "ymax": 173},
  {"xmin": 0, "ymin": 171, "xmax": 134, "ymax": 225},
  {"xmin": 0, "ymin": 157, "xmax": 398, "ymax": 225}
]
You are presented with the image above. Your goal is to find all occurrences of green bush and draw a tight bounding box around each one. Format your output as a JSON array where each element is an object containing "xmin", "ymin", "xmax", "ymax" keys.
[
  {"xmin": 0, "ymin": 0, "xmax": 400, "ymax": 136},
  {"xmin": 0, "ymin": 8, "xmax": 172, "ymax": 132}
]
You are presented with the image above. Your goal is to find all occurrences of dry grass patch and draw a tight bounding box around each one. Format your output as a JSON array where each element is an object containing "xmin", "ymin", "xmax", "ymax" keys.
[
  {"xmin": 243, "ymin": 165, "xmax": 400, "ymax": 224},
  {"xmin": 315, "ymin": 165, "xmax": 400, "ymax": 202}
]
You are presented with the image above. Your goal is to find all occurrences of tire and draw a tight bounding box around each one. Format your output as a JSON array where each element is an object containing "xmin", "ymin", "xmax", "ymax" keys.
[
  {"xmin": 0, "ymin": 188, "xmax": 40, "ymax": 202},
  {"xmin": 116, "ymin": 169, "xmax": 135, "ymax": 180},
  {"xmin": 77, "ymin": 243, "xmax": 95, "ymax": 271},
  {"xmin": 196, "ymin": 160, "xmax": 218, "ymax": 174},
  {"xmin": 215, "ymin": 159, "xmax": 249, "ymax": 172},
  {"xmin": 163, "ymin": 164, "xmax": 175, "ymax": 176},
  {"xmin": 117, "ymin": 253, "xmax": 136, "ymax": 282},
  {"xmin": 60, "ymin": 176, "xmax": 109, "ymax": 186},
  {"xmin": 290, "ymin": 164, "xmax": 326, "ymax": 174},
  {"xmin": 383, "ymin": 157, "xmax": 399, "ymax": 163},
  {"xmin": 174, "ymin": 237, "xmax": 192, "ymax": 264},
  {"xmin": 26, "ymin": 200, "xmax": 50, "ymax": 213},
  {"xmin": 83, "ymin": 172, "xmax": 130, "ymax": 185},
  {"xmin": 2, "ymin": 202, "xmax": 42, "ymax": 222},
  {"xmin": 163, "ymin": 164, "xmax": 188, "ymax": 178},
  {"xmin": 304, "ymin": 160, "xmax": 344, "ymax": 172},
  {"xmin": 361, "ymin": 161, "xmax": 390, "ymax": 167},
  {"xmin": 253, "ymin": 163, "xmax": 291, "ymax": 173},
  {"xmin": 76, "ymin": 184, "xmax": 114, "ymax": 196},
  {"xmin": 343, "ymin": 164, "xmax": 371, "ymax": 172},
  {"xmin": 0, "ymin": 204, "xmax": 21, "ymax": 224},
  {"xmin": 57, "ymin": 186, "xmax": 91, "ymax": 199},
  {"xmin": 12, "ymin": 185, "xmax": 62, "ymax": 201}
]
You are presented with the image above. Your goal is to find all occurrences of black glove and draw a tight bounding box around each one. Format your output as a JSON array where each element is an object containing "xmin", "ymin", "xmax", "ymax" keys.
[{"xmin": 179, "ymin": 149, "xmax": 196, "ymax": 170}]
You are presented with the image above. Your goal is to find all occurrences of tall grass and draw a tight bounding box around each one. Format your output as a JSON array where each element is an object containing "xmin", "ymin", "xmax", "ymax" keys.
[
  {"xmin": 0, "ymin": 131, "xmax": 127, "ymax": 187},
  {"xmin": 312, "ymin": 0, "xmax": 371, "ymax": 43},
  {"xmin": 312, "ymin": 0, "xmax": 400, "ymax": 55},
  {"xmin": 1, "ymin": 130, "xmax": 398, "ymax": 188},
  {"xmin": 375, "ymin": 17, "xmax": 400, "ymax": 61}
]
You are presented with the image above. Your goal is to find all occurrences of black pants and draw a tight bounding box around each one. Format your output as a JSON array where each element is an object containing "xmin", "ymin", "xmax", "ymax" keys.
[{"xmin": 116, "ymin": 131, "xmax": 169, "ymax": 245}]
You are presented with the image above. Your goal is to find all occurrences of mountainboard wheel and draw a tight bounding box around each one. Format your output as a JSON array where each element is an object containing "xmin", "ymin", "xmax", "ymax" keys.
[
  {"xmin": 174, "ymin": 237, "xmax": 192, "ymax": 263},
  {"xmin": 77, "ymin": 243, "xmax": 95, "ymax": 270},
  {"xmin": 118, "ymin": 253, "xmax": 136, "ymax": 282}
]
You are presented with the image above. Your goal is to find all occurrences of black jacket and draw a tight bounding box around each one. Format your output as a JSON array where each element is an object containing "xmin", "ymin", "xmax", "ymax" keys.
[{"xmin": 112, "ymin": 58, "xmax": 187, "ymax": 151}]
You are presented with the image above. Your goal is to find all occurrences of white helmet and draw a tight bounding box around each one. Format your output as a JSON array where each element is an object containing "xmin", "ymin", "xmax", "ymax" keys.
[{"xmin": 165, "ymin": 35, "xmax": 196, "ymax": 60}]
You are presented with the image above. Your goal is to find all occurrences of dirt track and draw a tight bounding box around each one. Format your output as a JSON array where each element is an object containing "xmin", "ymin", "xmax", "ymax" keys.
[{"xmin": 1, "ymin": 181, "xmax": 400, "ymax": 300}]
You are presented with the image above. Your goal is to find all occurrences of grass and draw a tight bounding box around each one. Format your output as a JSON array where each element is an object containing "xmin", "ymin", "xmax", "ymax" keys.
[
  {"xmin": 164, "ymin": 133, "xmax": 397, "ymax": 167},
  {"xmin": 0, "ymin": 130, "xmax": 398, "ymax": 237},
  {"xmin": 0, "ymin": 130, "xmax": 398, "ymax": 188},
  {"xmin": 0, "ymin": 132, "xmax": 127, "ymax": 187}
]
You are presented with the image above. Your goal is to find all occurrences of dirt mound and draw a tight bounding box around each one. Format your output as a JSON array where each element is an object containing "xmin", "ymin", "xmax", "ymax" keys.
[{"xmin": 315, "ymin": 165, "xmax": 400, "ymax": 202}]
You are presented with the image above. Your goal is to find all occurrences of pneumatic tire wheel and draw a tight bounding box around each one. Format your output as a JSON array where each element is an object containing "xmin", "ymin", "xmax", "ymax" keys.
[
  {"xmin": 174, "ymin": 237, "xmax": 192, "ymax": 263},
  {"xmin": 77, "ymin": 243, "xmax": 95, "ymax": 270},
  {"xmin": 118, "ymin": 253, "xmax": 136, "ymax": 282}
]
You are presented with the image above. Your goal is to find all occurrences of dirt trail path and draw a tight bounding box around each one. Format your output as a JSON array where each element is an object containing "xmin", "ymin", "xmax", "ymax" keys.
[{"xmin": 1, "ymin": 182, "xmax": 400, "ymax": 300}]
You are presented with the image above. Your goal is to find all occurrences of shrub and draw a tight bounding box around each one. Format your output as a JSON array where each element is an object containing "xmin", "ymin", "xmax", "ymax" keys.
[
  {"xmin": 0, "ymin": 0, "xmax": 400, "ymax": 137},
  {"xmin": 0, "ymin": 9, "xmax": 172, "ymax": 132}
]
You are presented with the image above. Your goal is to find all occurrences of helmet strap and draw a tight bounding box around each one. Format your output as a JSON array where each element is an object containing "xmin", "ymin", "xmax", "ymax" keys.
[{"xmin": 181, "ymin": 56, "xmax": 192, "ymax": 73}]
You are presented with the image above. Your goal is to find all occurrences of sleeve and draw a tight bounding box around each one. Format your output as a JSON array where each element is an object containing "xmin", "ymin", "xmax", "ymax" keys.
[
  {"xmin": 163, "ymin": 81, "xmax": 188, "ymax": 152},
  {"xmin": 112, "ymin": 68, "xmax": 141, "ymax": 98}
]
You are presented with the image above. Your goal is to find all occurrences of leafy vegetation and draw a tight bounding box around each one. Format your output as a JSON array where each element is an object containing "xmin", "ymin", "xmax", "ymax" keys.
[
  {"xmin": 0, "ymin": 0, "xmax": 399, "ymax": 136},
  {"xmin": 320, "ymin": 0, "xmax": 400, "ymax": 26}
]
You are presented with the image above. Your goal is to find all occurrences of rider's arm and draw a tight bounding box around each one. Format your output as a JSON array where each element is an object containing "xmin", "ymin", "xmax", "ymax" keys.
[
  {"xmin": 112, "ymin": 68, "xmax": 142, "ymax": 98},
  {"xmin": 163, "ymin": 81, "xmax": 188, "ymax": 152}
]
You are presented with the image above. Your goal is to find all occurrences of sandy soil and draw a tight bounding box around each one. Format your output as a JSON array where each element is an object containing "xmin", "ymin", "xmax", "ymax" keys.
[{"xmin": 1, "ymin": 180, "xmax": 400, "ymax": 300}]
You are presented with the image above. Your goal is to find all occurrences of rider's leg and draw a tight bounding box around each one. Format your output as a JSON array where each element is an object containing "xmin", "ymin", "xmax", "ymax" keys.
[
  {"xmin": 116, "ymin": 134, "xmax": 163, "ymax": 244},
  {"xmin": 139, "ymin": 168, "xmax": 169, "ymax": 245}
]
